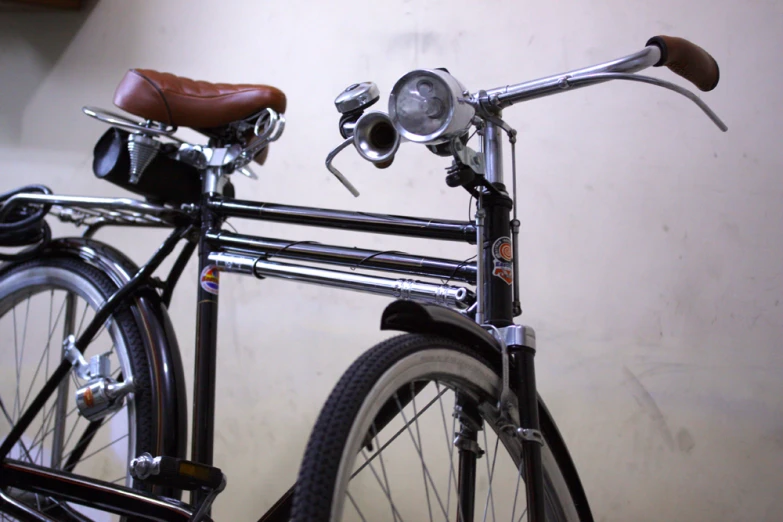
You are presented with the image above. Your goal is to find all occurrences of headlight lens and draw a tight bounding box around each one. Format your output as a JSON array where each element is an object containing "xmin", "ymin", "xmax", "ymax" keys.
[{"xmin": 389, "ymin": 69, "xmax": 474, "ymax": 144}]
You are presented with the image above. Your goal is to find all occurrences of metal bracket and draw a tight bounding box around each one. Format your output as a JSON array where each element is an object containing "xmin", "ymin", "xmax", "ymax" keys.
[
  {"xmin": 450, "ymin": 138, "xmax": 485, "ymax": 174},
  {"xmin": 176, "ymin": 143, "xmax": 245, "ymax": 172},
  {"xmin": 63, "ymin": 334, "xmax": 91, "ymax": 380},
  {"xmin": 482, "ymin": 323, "xmax": 539, "ymax": 447},
  {"xmin": 453, "ymin": 432, "xmax": 485, "ymax": 457},
  {"xmin": 517, "ymin": 428, "xmax": 545, "ymax": 446},
  {"xmin": 497, "ymin": 324, "xmax": 536, "ymax": 351},
  {"xmin": 176, "ymin": 144, "xmax": 209, "ymax": 169},
  {"xmin": 207, "ymin": 145, "xmax": 243, "ymax": 169},
  {"xmin": 473, "ymin": 91, "xmax": 516, "ymax": 135},
  {"xmin": 482, "ymin": 324, "xmax": 519, "ymax": 426}
]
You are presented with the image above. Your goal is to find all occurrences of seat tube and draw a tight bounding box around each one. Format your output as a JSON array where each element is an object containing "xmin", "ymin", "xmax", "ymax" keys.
[{"xmin": 191, "ymin": 168, "xmax": 224, "ymax": 506}]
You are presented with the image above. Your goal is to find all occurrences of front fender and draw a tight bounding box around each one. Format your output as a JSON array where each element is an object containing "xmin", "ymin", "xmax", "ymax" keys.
[
  {"xmin": 380, "ymin": 300, "xmax": 593, "ymax": 519},
  {"xmin": 37, "ymin": 238, "xmax": 188, "ymax": 465},
  {"xmin": 381, "ymin": 299, "xmax": 500, "ymax": 354}
]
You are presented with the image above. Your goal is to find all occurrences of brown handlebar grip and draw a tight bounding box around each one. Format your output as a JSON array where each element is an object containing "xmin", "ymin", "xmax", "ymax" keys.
[{"xmin": 646, "ymin": 36, "xmax": 720, "ymax": 92}]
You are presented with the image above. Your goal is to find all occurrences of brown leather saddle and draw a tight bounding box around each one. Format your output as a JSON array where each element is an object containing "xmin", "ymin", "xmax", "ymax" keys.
[{"xmin": 113, "ymin": 69, "xmax": 286, "ymax": 164}]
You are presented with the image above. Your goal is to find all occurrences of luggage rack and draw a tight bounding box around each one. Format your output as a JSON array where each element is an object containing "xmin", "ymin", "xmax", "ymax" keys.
[{"xmin": 0, "ymin": 193, "xmax": 192, "ymax": 235}]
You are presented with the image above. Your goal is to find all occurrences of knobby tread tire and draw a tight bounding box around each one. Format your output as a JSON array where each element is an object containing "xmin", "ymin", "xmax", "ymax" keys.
[{"xmin": 291, "ymin": 333, "xmax": 492, "ymax": 521}]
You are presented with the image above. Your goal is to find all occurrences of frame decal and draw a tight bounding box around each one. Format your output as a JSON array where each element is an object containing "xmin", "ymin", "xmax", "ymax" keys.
[
  {"xmin": 491, "ymin": 236, "xmax": 513, "ymax": 285},
  {"xmin": 200, "ymin": 265, "xmax": 220, "ymax": 295}
]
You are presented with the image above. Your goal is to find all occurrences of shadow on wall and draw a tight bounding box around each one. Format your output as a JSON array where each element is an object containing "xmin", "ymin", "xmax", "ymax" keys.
[{"xmin": 0, "ymin": 0, "xmax": 98, "ymax": 145}]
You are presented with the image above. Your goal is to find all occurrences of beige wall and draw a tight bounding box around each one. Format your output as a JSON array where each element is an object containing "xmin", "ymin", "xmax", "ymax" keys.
[{"xmin": 1, "ymin": 0, "xmax": 782, "ymax": 520}]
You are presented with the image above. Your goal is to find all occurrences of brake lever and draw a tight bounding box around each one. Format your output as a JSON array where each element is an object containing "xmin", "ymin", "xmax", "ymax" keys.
[
  {"xmin": 325, "ymin": 138, "xmax": 360, "ymax": 197},
  {"xmin": 563, "ymin": 72, "xmax": 728, "ymax": 131}
]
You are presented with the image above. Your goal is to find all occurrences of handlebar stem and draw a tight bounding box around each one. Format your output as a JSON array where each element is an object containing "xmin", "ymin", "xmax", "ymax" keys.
[{"xmin": 482, "ymin": 121, "xmax": 505, "ymax": 185}]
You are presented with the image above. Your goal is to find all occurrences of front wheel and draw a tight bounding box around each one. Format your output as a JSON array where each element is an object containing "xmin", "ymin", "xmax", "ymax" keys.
[{"xmin": 292, "ymin": 334, "xmax": 589, "ymax": 522}]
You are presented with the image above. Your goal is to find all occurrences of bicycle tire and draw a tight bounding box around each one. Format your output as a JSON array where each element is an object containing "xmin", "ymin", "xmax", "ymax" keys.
[
  {"xmin": 0, "ymin": 256, "xmax": 156, "ymax": 519},
  {"xmin": 291, "ymin": 333, "xmax": 588, "ymax": 522}
]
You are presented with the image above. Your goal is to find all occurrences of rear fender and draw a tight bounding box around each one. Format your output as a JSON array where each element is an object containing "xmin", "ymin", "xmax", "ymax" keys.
[{"xmin": 25, "ymin": 238, "xmax": 189, "ymax": 497}]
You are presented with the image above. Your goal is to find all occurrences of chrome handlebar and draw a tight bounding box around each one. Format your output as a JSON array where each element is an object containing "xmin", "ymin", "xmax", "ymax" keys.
[
  {"xmin": 471, "ymin": 45, "xmax": 726, "ymax": 131},
  {"xmin": 478, "ymin": 46, "xmax": 661, "ymax": 108}
]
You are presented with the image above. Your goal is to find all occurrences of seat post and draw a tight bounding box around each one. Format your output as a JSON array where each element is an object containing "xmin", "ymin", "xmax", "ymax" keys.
[{"xmin": 202, "ymin": 168, "xmax": 228, "ymax": 196}]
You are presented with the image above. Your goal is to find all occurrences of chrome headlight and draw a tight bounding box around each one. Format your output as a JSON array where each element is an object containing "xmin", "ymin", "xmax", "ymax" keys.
[{"xmin": 388, "ymin": 69, "xmax": 474, "ymax": 144}]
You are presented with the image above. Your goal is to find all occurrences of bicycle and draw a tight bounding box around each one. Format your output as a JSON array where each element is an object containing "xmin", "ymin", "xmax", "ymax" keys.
[{"xmin": 0, "ymin": 34, "xmax": 725, "ymax": 522}]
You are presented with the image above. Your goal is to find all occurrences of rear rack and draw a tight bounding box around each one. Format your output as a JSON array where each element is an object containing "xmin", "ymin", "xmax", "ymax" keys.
[{"xmin": 0, "ymin": 193, "xmax": 192, "ymax": 233}]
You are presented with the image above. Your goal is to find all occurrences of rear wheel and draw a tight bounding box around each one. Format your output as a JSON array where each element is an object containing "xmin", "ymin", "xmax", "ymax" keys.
[
  {"xmin": 0, "ymin": 257, "xmax": 156, "ymax": 521},
  {"xmin": 292, "ymin": 334, "xmax": 586, "ymax": 522}
]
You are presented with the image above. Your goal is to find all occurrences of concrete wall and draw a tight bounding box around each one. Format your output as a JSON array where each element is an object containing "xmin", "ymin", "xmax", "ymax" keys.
[{"xmin": 1, "ymin": 0, "xmax": 781, "ymax": 520}]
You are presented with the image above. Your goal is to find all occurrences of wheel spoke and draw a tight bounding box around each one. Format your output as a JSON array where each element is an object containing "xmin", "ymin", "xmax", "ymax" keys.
[
  {"xmin": 19, "ymin": 295, "xmax": 67, "ymax": 413},
  {"xmin": 0, "ymin": 396, "xmax": 36, "ymax": 463},
  {"xmin": 346, "ymin": 491, "xmax": 369, "ymax": 522},
  {"xmin": 52, "ymin": 292, "xmax": 77, "ymax": 469},
  {"xmin": 61, "ymin": 413, "xmax": 82, "ymax": 456},
  {"xmin": 67, "ymin": 432, "xmax": 128, "ymax": 466},
  {"xmin": 17, "ymin": 295, "xmax": 32, "ymax": 421},
  {"xmin": 32, "ymin": 401, "xmax": 61, "ymax": 465},
  {"xmin": 12, "ymin": 300, "xmax": 19, "ymax": 422},
  {"xmin": 359, "ymin": 448, "xmax": 405, "ymax": 522},
  {"xmin": 393, "ymin": 393, "xmax": 449, "ymax": 520},
  {"xmin": 511, "ymin": 462, "xmax": 524, "ymax": 522},
  {"xmin": 436, "ymin": 381, "xmax": 461, "ymax": 521},
  {"xmin": 481, "ymin": 431, "xmax": 499, "ymax": 522},
  {"xmin": 409, "ymin": 382, "xmax": 434, "ymax": 522},
  {"xmin": 351, "ymin": 390, "xmax": 446, "ymax": 479},
  {"xmin": 30, "ymin": 405, "xmax": 78, "ymax": 451},
  {"xmin": 61, "ymin": 407, "xmax": 124, "ymax": 467},
  {"xmin": 39, "ymin": 290, "xmax": 56, "ymax": 465},
  {"xmin": 372, "ymin": 424, "xmax": 399, "ymax": 522},
  {"xmin": 28, "ymin": 401, "xmax": 58, "ymax": 456}
]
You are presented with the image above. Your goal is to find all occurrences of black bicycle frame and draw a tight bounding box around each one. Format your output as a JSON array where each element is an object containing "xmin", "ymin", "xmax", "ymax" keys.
[{"xmin": 1, "ymin": 151, "xmax": 543, "ymax": 519}]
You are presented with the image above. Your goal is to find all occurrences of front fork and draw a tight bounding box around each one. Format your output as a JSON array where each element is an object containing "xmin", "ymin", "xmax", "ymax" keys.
[
  {"xmin": 453, "ymin": 347, "xmax": 543, "ymax": 522},
  {"xmin": 455, "ymin": 118, "xmax": 545, "ymax": 521},
  {"xmin": 512, "ymin": 346, "xmax": 545, "ymax": 522}
]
